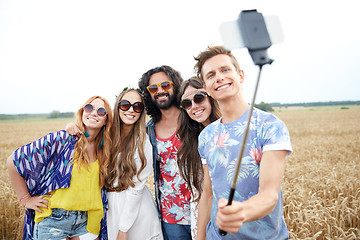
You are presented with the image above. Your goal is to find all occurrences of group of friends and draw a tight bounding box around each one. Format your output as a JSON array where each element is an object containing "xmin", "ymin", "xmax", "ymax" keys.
[{"xmin": 7, "ymin": 45, "xmax": 292, "ymax": 240}]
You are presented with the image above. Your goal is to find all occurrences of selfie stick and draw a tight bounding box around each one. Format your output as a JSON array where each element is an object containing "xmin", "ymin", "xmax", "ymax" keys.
[{"xmin": 219, "ymin": 9, "xmax": 274, "ymax": 236}]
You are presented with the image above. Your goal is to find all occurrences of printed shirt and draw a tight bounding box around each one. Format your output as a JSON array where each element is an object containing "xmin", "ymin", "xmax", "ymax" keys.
[
  {"xmin": 198, "ymin": 108, "xmax": 292, "ymax": 240},
  {"xmin": 12, "ymin": 130, "xmax": 108, "ymax": 240},
  {"xmin": 157, "ymin": 132, "xmax": 191, "ymax": 225}
]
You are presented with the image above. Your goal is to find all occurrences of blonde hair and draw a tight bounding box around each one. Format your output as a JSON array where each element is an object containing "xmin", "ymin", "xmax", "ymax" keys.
[
  {"xmin": 73, "ymin": 95, "xmax": 113, "ymax": 187},
  {"xmin": 105, "ymin": 89, "xmax": 147, "ymax": 191}
]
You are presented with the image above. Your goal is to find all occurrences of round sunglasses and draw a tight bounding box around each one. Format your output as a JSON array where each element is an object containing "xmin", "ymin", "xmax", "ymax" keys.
[
  {"xmin": 180, "ymin": 92, "xmax": 208, "ymax": 110},
  {"xmin": 146, "ymin": 81, "xmax": 174, "ymax": 94},
  {"xmin": 83, "ymin": 103, "xmax": 107, "ymax": 117},
  {"xmin": 118, "ymin": 100, "xmax": 144, "ymax": 113}
]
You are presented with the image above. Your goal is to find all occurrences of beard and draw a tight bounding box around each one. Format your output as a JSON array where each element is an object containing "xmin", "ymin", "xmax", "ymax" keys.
[{"xmin": 153, "ymin": 92, "xmax": 176, "ymax": 110}]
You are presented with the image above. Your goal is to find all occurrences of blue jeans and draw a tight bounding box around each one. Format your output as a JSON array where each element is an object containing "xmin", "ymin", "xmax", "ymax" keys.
[
  {"xmin": 33, "ymin": 208, "xmax": 94, "ymax": 240},
  {"xmin": 162, "ymin": 222, "xmax": 191, "ymax": 240}
]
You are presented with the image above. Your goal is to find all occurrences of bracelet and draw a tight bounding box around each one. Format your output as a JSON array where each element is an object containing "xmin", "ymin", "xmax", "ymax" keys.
[
  {"xmin": 18, "ymin": 196, "xmax": 31, "ymax": 209},
  {"xmin": 21, "ymin": 196, "xmax": 31, "ymax": 207},
  {"xmin": 18, "ymin": 193, "xmax": 31, "ymax": 208},
  {"xmin": 19, "ymin": 193, "xmax": 30, "ymax": 202}
]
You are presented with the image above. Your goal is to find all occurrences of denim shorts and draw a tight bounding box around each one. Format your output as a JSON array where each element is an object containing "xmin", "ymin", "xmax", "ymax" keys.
[{"xmin": 33, "ymin": 208, "xmax": 98, "ymax": 240}]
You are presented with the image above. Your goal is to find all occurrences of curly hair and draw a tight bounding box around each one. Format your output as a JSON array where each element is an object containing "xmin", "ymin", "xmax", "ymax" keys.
[
  {"xmin": 177, "ymin": 77, "xmax": 220, "ymax": 200},
  {"xmin": 105, "ymin": 89, "xmax": 147, "ymax": 191},
  {"xmin": 138, "ymin": 65, "xmax": 184, "ymax": 123},
  {"xmin": 73, "ymin": 95, "xmax": 113, "ymax": 188},
  {"xmin": 194, "ymin": 45, "xmax": 241, "ymax": 84}
]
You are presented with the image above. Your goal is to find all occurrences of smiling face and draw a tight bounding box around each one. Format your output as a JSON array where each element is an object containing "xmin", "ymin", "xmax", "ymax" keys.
[
  {"xmin": 148, "ymin": 72, "xmax": 176, "ymax": 109},
  {"xmin": 181, "ymin": 85, "xmax": 212, "ymax": 125},
  {"xmin": 119, "ymin": 91, "xmax": 143, "ymax": 126},
  {"xmin": 201, "ymin": 54, "xmax": 244, "ymax": 102},
  {"xmin": 82, "ymin": 98, "xmax": 107, "ymax": 131}
]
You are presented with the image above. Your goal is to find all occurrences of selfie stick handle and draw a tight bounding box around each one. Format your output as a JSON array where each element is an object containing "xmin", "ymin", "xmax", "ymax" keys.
[
  {"xmin": 219, "ymin": 64, "xmax": 264, "ymax": 236},
  {"xmin": 218, "ymin": 9, "xmax": 275, "ymax": 236}
]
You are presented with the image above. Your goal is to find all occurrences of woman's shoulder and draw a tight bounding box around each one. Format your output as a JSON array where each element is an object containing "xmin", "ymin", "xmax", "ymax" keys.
[
  {"xmin": 49, "ymin": 130, "xmax": 77, "ymax": 143},
  {"xmin": 21, "ymin": 130, "xmax": 75, "ymax": 148},
  {"xmin": 44, "ymin": 130, "xmax": 69, "ymax": 138}
]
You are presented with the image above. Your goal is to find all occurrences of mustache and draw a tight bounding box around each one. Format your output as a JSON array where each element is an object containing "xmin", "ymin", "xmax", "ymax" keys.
[{"xmin": 155, "ymin": 92, "xmax": 169, "ymax": 100}]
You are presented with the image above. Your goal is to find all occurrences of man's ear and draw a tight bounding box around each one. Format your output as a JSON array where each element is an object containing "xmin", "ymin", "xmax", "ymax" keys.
[
  {"xmin": 203, "ymin": 83, "xmax": 210, "ymax": 95},
  {"xmin": 239, "ymin": 70, "xmax": 245, "ymax": 83}
]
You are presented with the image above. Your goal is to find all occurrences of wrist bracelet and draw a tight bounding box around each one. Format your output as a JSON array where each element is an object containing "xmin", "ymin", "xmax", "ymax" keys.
[
  {"xmin": 18, "ymin": 193, "xmax": 31, "ymax": 208},
  {"xmin": 18, "ymin": 196, "xmax": 31, "ymax": 208},
  {"xmin": 19, "ymin": 192, "xmax": 30, "ymax": 202},
  {"xmin": 22, "ymin": 196, "xmax": 31, "ymax": 207}
]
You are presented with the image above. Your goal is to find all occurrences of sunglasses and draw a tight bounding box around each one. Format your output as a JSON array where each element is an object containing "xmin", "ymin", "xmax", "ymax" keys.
[
  {"xmin": 180, "ymin": 92, "xmax": 208, "ymax": 110},
  {"xmin": 146, "ymin": 81, "xmax": 174, "ymax": 94},
  {"xmin": 83, "ymin": 103, "xmax": 107, "ymax": 117},
  {"xmin": 118, "ymin": 100, "xmax": 144, "ymax": 113}
]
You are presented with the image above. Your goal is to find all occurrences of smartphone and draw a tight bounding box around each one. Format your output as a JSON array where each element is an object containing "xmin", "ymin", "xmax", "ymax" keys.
[{"xmin": 219, "ymin": 14, "xmax": 284, "ymax": 50}]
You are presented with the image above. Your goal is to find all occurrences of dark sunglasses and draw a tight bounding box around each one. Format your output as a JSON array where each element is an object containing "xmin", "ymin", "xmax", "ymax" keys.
[
  {"xmin": 146, "ymin": 81, "xmax": 174, "ymax": 94},
  {"xmin": 180, "ymin": 92, "xmax": 208, "ymax": 110},
  {"xmin": 118, "ymin": 100, "xmax": 144, "ymax": 113},
  {"xmin": 83, "ymin": 103, "xmax": 107, "ymax": 117}
]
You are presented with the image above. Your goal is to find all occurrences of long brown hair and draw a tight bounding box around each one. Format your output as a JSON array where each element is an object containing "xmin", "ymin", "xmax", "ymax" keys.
[
  {"xmin": 177, "ymin": 77, "xmax": 220, "ymax": 200},
  {"xmin": 73, "ymin": 95, "xmax": 113, "ymax": 187},
  {"xmin": 105, "ymin": 89, "xmax": 147, "ymax": 191}
]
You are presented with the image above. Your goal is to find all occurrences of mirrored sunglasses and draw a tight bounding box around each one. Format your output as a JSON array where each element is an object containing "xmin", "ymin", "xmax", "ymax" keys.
[
  {"xmin": 118, "ymin": 100, "xmax": 144, "ymax": 113},
  {"xmin": 180, "ymin": 92, "xmax": 208, "ymax": 110},
  {"xmin": 83, "ymin": 103, "xmax": 107, "ymax": 117},
  {"xmin": 146, "ymin": 81, "xmax": 174, "ymax": 94}
]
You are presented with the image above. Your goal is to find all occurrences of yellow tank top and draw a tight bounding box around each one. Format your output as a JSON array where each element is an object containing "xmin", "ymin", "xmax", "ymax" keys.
[{"xmin": 34, "ymin": 159, "xmax": 103, "ymax": 235}]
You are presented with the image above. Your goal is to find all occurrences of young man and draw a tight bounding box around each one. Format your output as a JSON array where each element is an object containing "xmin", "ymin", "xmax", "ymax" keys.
[
  {"xmin": 138, "ymin": 65, "xmax": 192, "ymax": 240},
  {"xmin": 194, "ymin": 46, "xmax": 292, "ymax": 239}
]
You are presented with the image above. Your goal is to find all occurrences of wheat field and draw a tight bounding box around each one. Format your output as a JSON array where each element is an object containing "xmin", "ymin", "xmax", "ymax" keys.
[{"xmin": 1, "ymin": 106, "xmax": 359, "ymax": 239}]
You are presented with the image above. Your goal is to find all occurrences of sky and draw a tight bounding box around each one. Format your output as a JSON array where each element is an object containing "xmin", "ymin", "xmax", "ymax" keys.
[{"xmin": 1, "ymin": 0, "xmax": 359, "ymax": 114}]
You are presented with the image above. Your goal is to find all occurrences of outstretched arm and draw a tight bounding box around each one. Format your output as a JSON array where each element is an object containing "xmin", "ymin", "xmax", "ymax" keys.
[{"xmin": 216, "ymin": 150, "xmax": 287, "ymax": 233}]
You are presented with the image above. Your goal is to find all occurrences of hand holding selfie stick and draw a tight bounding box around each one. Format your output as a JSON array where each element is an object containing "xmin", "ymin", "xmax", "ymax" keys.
[{"xmin": 218, "ymin": 9, "xmax": 275, "ymax": 236}]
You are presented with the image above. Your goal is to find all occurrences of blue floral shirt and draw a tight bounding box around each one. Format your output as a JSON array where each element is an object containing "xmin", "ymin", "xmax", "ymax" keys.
[
  {"xmin": 12, "ymin": 130, "xmax": 108, "ymax": 240},
  {"xmin": 198, "ymin": 108, "xmax": 292, "ymax": 240}
]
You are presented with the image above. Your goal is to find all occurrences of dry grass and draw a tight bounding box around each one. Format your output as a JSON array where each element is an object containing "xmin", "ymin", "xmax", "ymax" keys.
[
  {"xmin": 1, "ymin": 106, "xmax": 359, "ymax": 239},
  {"xmin": 277, "ymin": 106, "xmax": 360, "ymax": 239}
]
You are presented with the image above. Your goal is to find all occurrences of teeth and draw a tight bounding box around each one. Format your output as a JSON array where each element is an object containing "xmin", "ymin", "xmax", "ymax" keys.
[
  {"xmin": 158, "ymin": 96, "xmax": 167, "ymax": 100},
  {"xmin": 125, "ymin": 114, "xmax": 135, "ymax": 119},
  {"xmin": 194, "ymin": 110, "xmax": 204, "ymax": 116},
  {"xmin": 217, "ymin": 84, "xmax": 229, "ymax": 91}
]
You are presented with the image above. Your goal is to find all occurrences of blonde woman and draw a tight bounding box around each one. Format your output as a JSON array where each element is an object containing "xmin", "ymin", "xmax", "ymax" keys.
[
  {"xmin": 7, "ymin": 95, "xmax": 113, "ymax": 240},
  {"xmin": 66, "ymin": 88, "xmax": 163, "ymax": 240}
]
